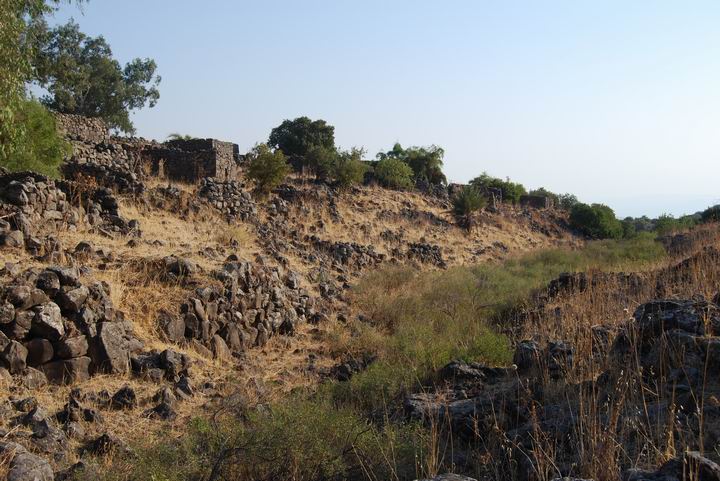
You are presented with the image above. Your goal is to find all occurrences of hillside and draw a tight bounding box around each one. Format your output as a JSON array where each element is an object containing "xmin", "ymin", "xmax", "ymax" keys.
[{"xmin": 0, "ymin": 118, "xmax": 580, "ymax": 481}]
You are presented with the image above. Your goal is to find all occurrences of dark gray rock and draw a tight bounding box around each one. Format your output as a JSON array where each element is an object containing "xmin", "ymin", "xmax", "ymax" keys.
[
  {"xmin": 2, "ymin": 340, "xmax": 28, "ymax": 374},
  {"xmin": 40, "ymin": 357, "xmax": 91, "ymax": 385},
  {"xmin": 24, "ymin": 338, "xmax": 54, "ymax": 366},
  {"xmin": 31, "ymin": 302, "xmax": 64, "ymax": 341},
  {"xmin": 54, "ymin": 336, "xmax": 89, "ymax": 359},
  {"xmin": 0, "ymin": 441, "xmax": 54, "ymax": 481}
]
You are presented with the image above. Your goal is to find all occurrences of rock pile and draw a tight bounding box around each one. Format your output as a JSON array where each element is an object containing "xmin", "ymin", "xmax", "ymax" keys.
[
  {"xmin": 309, "ymin": 237, "xmax": 385, "ymax": 271},
  {"xmin": 406, "ymin": 242, "xmax": 446, "ymax": 268},
  {"xmin": 0, "ymin": 172, "xmax": 81, "ymax": 248},
  {"xmin": 0, "ymin": 266, "xmax": 143, "ymax": 385},
  {"xmin": 160, "ymin": 260, "xmax": 315, "ymax": 357},
  {"xmin": 197, "ymin": 178, "xmax": 257, "ymax": 221}
]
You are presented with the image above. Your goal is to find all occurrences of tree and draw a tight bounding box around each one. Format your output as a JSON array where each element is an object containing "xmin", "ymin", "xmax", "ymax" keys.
[
  {"xmin": 569, "ymin": 203, "xmax": 622, "ymax": 239},
  {"xmin": 32, "ymin": 20, "xmax": 160, "ymax": 134},
  {"xmin": 246, "ymin": 144, "xmax": 290, "ymax": 194},
  {"xmin": 374, "ymin": 158, "xmax": 414, "ymax": 190},
  {"xmin": 376, "ymin": 143, "xmax": 447, "ymax": 186},
  {"xmin": 330, "ymin": 147, "xmax": 367, "ymax": 189},
  {"xmin": 452, "ymin": 185, "xmax": 486, "ymax": 230},
  {"xmin": 557, "ymin": 193, "xmax": 579, "ymax": 211},
  {"xmin": 268, "ymin": 117, "xmax": 335, "ymax": 170},
  {"xmin": 0, "ymin": 0, "xmax": 79, "ymax": 168}
]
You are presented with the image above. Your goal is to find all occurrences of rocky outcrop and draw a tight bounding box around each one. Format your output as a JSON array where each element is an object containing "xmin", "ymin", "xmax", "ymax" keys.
[
  {"xmin": 197, "ymin": 177, "xmax": 257, "ymax": 221},
  {"xmin": 0, "ymin": 266, "xmax": 142, "ymax": 385},
  {"xmin": 159, "ymin": 260, "xmax": 315, "ymax": 358}
]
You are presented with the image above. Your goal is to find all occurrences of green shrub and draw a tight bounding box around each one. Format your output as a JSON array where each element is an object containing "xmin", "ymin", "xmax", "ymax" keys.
[
  {"xmin": 246, "ymin": 143, "xmax": 291, "ymax": 194},
  {"xmin": 375, "ymin": 157, "xmax": 414, "ymax": 189},
  {"xmin": 0, "ymin": 99, "xmax": 70, "ymax": 177},
  {"xmin": 701, "ymin": 205, "xmax": 720, "ymax": 223},
  {"xmin": 452, "ymin": 185, "xmax": 486, "ymax": 229},
  {"xmin": 569, "ymin": 202, "xmax": 623, "ymax": 239},
  {"xmin": 331, "ymin": 147, "xmax": 368, "ymax": 188},
  {"xmin": 470, "ymin": 172, "xmax": 527, "ymax": 204},
  {"xmin": 305, "ymin": 144, "xmax": 337, "ymax": 180}
]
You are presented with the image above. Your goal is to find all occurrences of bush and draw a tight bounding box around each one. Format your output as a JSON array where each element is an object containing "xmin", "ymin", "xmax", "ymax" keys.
[
  {"xmin": 569, "ymin": 202, "xmax": 623, "ymax": 239},
  {"xmin": 452, "ymin": 185, "xmax": 486, "ymax": 229},
  {"xmin": 330, "ymin": 147, "xmax": 368, "ymax": 189},
  {"xmin": 701, "ymin": 205, "xmax": 720, "ymax": 223},
  {"xmin": 0, "ymin": 99, "xmax": 70, "ymax": 177},
  {"xmin": 557, "ymin": 193, "xmax": 579, "ymax": 211},
  {"xmin": 246, "ymin": 143, "xmax": 291, "ymax": 194},
  {"xmin": 374, "ymin": 158, "xmax": 414, "ymax": 190},
  {"xmin": 305, "ymin": 144, "xmax": 337, "ymax": 180},
  {"xmin": 470, "ymin": 172, "xmax": 527, "ymax": 204}
]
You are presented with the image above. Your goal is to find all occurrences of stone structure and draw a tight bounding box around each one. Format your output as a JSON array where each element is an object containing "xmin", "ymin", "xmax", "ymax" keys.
[
  {"xmin": 54, "ymin": 113, "xmax": 109, "ymax": 143},
  {"xmin": 53, "ymin": 112, "xmax": 244, "ymax": 184},
  {"xmin": 520, "ymin": 194, "xmax": 554, "ymax": 209},
  {"xmin": 149, "ymin": 139, "xmax": 243, "ymax": 183}
]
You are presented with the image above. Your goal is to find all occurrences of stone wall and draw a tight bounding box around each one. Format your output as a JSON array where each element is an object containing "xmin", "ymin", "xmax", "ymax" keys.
[
  {"xmin": 53, "ymin": 113, "xmax": 244, "ymax": 185},
  {"xmin": 520, "ymin": 194, "xmax": 554, "ymax": 209},
  {"xmin": 54, "ymin": 113, "xmax": 109, "ymax": 143},
  {"xmin": 151, "ymin": 139, "xmax": 242, "ymax": 182}
]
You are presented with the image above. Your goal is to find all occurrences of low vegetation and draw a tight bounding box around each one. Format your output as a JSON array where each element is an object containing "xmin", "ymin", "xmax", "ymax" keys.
[
  {"xmin": 246, "ymin": 143, "xmax": 291, "ymax": 194},
  {"xmin": 374, "ymin": 157, "xmax": 415, "ymax": 190}
]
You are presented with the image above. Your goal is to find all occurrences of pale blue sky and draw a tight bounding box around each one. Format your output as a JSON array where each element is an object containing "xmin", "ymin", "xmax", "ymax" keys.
[{"xmin": 50, "ymin": 1, "xmax": 720, "ymax": 217}]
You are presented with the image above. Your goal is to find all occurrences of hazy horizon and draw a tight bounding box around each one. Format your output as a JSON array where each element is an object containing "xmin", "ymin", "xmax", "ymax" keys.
[{"xmin": 48, "ymin": 1, "xmax": 720, "ymax": 218}]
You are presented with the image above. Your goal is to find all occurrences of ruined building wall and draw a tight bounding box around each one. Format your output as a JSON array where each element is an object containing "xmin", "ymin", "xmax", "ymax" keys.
[{"xmin": 54, "ymin": 113, "xmax": 109, "ymax": 143}]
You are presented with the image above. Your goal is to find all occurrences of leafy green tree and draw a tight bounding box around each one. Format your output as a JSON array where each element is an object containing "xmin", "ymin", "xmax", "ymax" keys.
[
  {"xmin": 268, "ymin": 117, "xmax": 335, "ymax": 170},
  {"xmin": 330, "ymin": 147, "xmax": 367, "ymax": 189},
  {"xmin": 32, "ymin": 20, "xmax": 160, "ymax": 134},
  {"xmin": 621, "ymin": 217, "xmax": 637, "ymax": 239},
  {"xmin": 374, "ymin": 158, "xmax": 414, "ymax": 190},
  {"xmin": 569, "ymin": 202, "xmax": 623, "ymax": 239},
  {"xmin": 452, "ymin": 185, "xmax": 486, "ymax": 230},
  {"xmin": 376, "ymin": 143, "xmax": 447, "ymax": 186},
  {"xmin": 470, "ymin": 172, "xmax": 527, "ymax": 204},
  {"xmin": 0, "ymin": 0, "xmax": 78, "ymax": 168},
  {"xmin": 557, "ymin": 193, "xmax": 579, "ymax": 211},
  {"xmin": 246, "ymin": 144, "xmax": 291, "ymax": 194}
]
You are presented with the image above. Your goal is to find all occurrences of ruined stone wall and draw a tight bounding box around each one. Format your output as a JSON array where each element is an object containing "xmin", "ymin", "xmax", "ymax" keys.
[
  {"xmin": 520, "ymin": 194, "xmax": 554, "ymax": 209},
  {"xmin": 54, "ymin": 113, "xmax": 109, "ymax": 143},
  {"xmin": 152, "ymin": 139, "xmax": 242, "ymax": 183}
]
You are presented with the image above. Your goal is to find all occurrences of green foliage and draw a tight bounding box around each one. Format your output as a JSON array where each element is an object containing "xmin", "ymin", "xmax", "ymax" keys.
[
  {"xmin": 377, "ymin": 143, "xmax": 447, "ymax": 186},
  {"xmin": 33, "ymin": 19, "xmax": 160, "ymax": 134},
  {"xmin": 470, "ymin": 172, "xmax": 527, "ymax": 204},
  {"xmin": 330, "ymin": 147, "xmax": 368, "ymax": 189},
  {"xmin": 701, "ymin": 205, "xmax": 720, "ymax": 223},
  {"xmin": 304, "ymin": 144, "xmax": 337, "ymax": 180},
  {"xmin": 621, "ymin": 217, "xmax": 637, "ymax": 238},
  {"xmin": 246, "ymin": 143, "xmax": 291, "ymax": 194},
  {"xmin": 557, "ymin": 193, "xmax": 579, "ymax": 211},
  {"xmin": 342, "ymin": 234, "xmax": 664, "ymax": 412},
  {"xmin": 654, "ymin": 213, "xmax": 697, "ymax": 235},
  {"xmin": 0, "ymin": 0, "xmax": 77, "ymax": 167},
  {"xmin": 569, "ymin": 202, "xmax": 623, "ymax": 239},
  {"xmin": 268, "ymin": 116, "xmax": 335, "ymax": 168},
  {"xmin": 452, "ymin": 185, "xmax": 486, "ymax": 229},
  {"xmin": 374, "ymin": 157, "xmax": 414, "ymax": 190},
  {"xmin": 75, "ymin": 400, "xmax": 422, "ymax": 481},
  {"xmin": 1, "ymin": 99, "xmax": 70, "ymax": 176}
]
